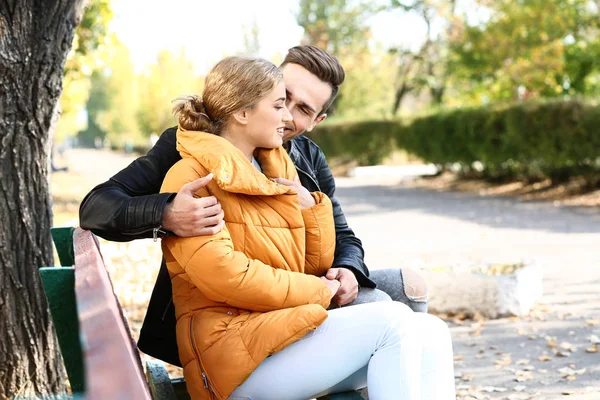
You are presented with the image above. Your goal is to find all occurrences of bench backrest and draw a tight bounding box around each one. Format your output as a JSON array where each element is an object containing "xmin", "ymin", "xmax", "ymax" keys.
[
  {"xmin": 41, "ymin": 227, "xmax": 151, "ymax": 399},
  {"xmin": 73, "ymin": 228, "xmax": 151, "ymax": 400}
]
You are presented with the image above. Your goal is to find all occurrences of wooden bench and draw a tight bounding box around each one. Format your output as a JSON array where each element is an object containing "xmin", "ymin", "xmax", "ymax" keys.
[
  {"xmin": 41, "ymin": 227, "xmax": 188, "ymax": 400},
  {"xmin": 40, "ymin": 227, "xmax": 364, "ymax": 400}
]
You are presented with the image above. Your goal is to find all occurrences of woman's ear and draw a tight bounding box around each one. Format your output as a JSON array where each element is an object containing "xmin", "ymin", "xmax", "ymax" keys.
[{"xmin": 232, "ymin": 109, "xmax": 249, "ymax": 125}]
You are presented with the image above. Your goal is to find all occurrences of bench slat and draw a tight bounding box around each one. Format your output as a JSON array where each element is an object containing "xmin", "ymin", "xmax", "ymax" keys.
[
  {"xmin": 39, "ymin": 267, "xmax": 86, "ymax": 394},
  {"xmin": 51, "ymin": 227, "xmax": 75, "ymax": 266},
  {"xmin": 74, "ymin": 228, "xmax": 151, "ymax": 400}
]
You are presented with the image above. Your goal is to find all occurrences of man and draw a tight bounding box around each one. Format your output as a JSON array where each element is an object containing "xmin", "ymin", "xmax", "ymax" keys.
[{"xmin": 79, "ymin": 45, "xmax": 428, "ymax": 367}]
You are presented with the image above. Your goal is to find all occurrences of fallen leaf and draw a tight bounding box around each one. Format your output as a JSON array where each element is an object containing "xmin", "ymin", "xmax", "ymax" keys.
[
  {"xmin": 560, "ymin": 342, "xmax": 574, "ymax": 350},
  {"xmin": 516, "ymin": 359, "xmax": 530, "ymax": 365},
  {"xmin": 538, "ymin": 355, "xmax": 553, "ymax": 362},
  {"xmin": 586, "ymin": 319, "xmax": 600, "ymax": 327},
  {"xmin": 495, "ymin": 356, "xmax": 512, "ymax": 366},
  {"xmin": 590, "ymin": 335, "xmax": 600, "ymax": 344},
  {"xmin": 483, "ymin": 386, "xmax": 508, "ymax": 393},
  {"xmin": 460, "ymin": 374, "xmax": 474, "ymax": 382},
  {"xmin": 528, "ymin": 335, "xmax": 538, "ymax": 340},
  {"xmin": 586, "ymin": 345, "xmax": 598, "ymax": 353},
  {"xmin": 514, "ymin": 385, "xmax": 527, "ymax": 392},
  {"xmin": 476, "ymin": 354, "xmax": 486, "ymax": 359},
  {"xmin": 454, "ymin": 355, "xmax": 464, "ymax": 361}
]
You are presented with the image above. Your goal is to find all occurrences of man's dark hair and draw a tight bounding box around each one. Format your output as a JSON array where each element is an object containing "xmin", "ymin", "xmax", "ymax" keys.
[{"xmin": 281, "ymin": 45, "xmax": 345, "ymax": 116}]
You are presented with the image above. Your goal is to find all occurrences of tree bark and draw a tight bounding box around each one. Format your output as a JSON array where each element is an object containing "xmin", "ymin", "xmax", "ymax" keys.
[{"xmin": 0, "ymin": 0, "xmax": 85, "ymax": 397}]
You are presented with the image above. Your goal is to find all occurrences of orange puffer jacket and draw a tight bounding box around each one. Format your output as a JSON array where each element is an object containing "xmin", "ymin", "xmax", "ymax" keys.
[{"xmin": 161, "ymin": 128, "xmax": 336, "ymax": 400}]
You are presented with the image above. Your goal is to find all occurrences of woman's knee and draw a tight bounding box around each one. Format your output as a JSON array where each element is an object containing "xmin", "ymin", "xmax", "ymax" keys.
[
  {"xmin": 401, "ymin": 268, "xmax": 428, "ymax": 301},
  {"xmin": 413, "ymin": 313, "xmax": 452, "ymax": 344}
]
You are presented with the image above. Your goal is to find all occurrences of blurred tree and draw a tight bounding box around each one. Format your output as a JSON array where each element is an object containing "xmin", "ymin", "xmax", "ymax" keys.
[
  {"xmin": 78, "ymin": 70, "xmax": 110, "ymax": 147},
  {"xmin": 451, "ymin": 0, "xmax": 600, "ymax": 101},
  {"xmin": 137, "ymin": 49, "xmax": 203, "ymax": 136},
  {"xmin": 389, "ymin": 0, "xmax": 461, "ymax": 114},
  {"xmin": 297, "ymin": 0, "xmax": 379, "ymax": 54},
  {"xmin": 0, "ymin": 1, "xmax": 86, "ymax": 397},
  {"xmin": 57, "ymin": 0, "xmax": 113, "ymax": 142},
  {"xmin": 103, "ymin": 36, "xmax": 142, "ymax": 147}
]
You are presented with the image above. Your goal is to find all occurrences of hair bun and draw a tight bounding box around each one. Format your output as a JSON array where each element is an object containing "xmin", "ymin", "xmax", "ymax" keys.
[{"xmin": 172, "ymin": 95, "xmax": 215, "ymax": 132}]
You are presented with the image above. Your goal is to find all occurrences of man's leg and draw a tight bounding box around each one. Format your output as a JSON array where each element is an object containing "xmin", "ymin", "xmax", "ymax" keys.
[
  {"xmin": 346, "ymin": 287, "xmax": 392, "ymax": 306},
  {"xmin": 369, "ymin": 268, "xmax": 429, "ymax": 313}
]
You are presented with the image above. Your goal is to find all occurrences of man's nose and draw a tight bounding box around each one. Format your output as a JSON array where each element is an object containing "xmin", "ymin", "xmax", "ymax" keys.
[{"xmin": 282, "ymin": 106, "xmax": 293, "ymax": 122}]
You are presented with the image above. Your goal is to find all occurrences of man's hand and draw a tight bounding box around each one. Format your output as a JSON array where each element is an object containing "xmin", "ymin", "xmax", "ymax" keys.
[
  {"xmin": 326, "ymin": 268, "xmax": 359, "ymax": 306},
  {"xmin": 320, "ymin": 276, "xmax": 341, "ymax": 300},
  {"xmin": 162, "ymin": 173, "xmax": 225, "ymax": 237},
  {"xmin": 273, "ymin": 177, "xmax": 316, "ymax": 209}
]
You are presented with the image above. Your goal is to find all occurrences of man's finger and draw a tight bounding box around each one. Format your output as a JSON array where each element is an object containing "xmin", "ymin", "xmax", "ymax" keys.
[
  {"xmin": 182, "ymin": 173, "xmax": 213, "ymax": 194},
  {"xmin": 196, "ymin": 219, "xmax": 225, "ymax": 236},
  {"xmin": 196, "ymin": 201, "xmax": 221, "ymax": 217},
  {"xmin": 196, "ymin": 210, "xmax": 224, "ymax": 229},
  {"xmin": 326, "ymin": 268, "xmax": 338, "ymax": 279},
  {"xmin": 273, "ymin": 177, "xmax": 296, "ymax": 187}
]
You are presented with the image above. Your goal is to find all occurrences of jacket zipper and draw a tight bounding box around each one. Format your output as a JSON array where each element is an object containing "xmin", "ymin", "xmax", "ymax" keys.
[
  {"xmin": 189, "ymin": 316, "xmax": 220, "ymax": 400},
  {"xmin": 296, "ymin": 166, "xmax": 320, "ymax": 191}
]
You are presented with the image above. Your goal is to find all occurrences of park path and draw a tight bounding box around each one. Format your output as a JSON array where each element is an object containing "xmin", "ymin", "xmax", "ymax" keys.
[{"xmin": 335, "ymin": 177, "xmax": 600, "ymax": 399}]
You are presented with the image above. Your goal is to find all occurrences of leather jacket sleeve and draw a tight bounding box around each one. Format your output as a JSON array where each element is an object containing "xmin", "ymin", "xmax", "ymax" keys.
[
  {"xmin": 78, "ymin": 127, "xmax": 180, "ymax": 242},
  {"xmin": 313, "ymin": 147, "xmax": 376, "ymax": 288}
]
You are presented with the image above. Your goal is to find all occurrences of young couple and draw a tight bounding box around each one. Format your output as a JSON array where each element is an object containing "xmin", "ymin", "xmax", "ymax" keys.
[{"xmin": 80, "ymin": 45, "xmax": 455, "ymax": 400}]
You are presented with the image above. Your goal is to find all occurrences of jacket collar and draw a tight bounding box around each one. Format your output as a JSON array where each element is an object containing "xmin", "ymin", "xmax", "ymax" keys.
[{"xmin": 176, "ymin": 127, "xmax": 297, "ymax": 196}]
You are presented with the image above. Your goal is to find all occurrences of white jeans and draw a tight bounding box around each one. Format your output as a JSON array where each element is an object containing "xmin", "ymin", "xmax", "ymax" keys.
[{"xmin": 229, "ymin": 302, "xmax": 455, "ymax": 400}]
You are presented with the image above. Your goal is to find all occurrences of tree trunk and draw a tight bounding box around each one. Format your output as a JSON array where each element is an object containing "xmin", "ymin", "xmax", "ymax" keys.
[
  {"xmin": 0, "ymin": 1, "xmax": 85, "ymax": 397},
  {"xmin": 392, "ymin": 83, "xmax": 411, "ymax": 115}
]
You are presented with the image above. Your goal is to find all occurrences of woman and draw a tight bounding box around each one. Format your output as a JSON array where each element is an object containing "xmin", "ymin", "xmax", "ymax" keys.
[{"xmin": 161, "ymin": 56, "xmax": 455, "ymax": 400}]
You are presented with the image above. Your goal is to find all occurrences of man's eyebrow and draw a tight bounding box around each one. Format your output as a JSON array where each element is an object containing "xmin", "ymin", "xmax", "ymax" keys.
[{"xmin": 286, "ymin": 89, "xmax": 317, "ymax": 114}]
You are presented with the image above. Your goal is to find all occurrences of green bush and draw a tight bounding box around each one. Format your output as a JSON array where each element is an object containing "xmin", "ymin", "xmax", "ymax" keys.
[
  {"xmin": 305, "ymin": 120, "xmax": 399, "ymax": 166},
  {"xmin": 308, "ymin": 99, "xmax": 600, "ymax": 182}
]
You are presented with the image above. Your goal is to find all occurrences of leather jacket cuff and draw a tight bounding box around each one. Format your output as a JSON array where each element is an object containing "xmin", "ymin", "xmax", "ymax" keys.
[{"xmin": 153, "ymin": 192, "xmax": 177, "ymax": 236}]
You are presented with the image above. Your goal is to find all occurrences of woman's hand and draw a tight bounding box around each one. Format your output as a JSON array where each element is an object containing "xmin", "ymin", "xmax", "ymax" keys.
[
  {"xmin": 320, "ymin": 276, "xmax": 341, "ymax": 300},
  {"xmin": 273, "ymin": 177, "xmax": 316, "ymax": 209}
]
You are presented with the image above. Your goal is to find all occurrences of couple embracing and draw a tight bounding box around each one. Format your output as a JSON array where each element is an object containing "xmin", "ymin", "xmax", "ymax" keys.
[{"xmin": 80, "ymin": 45, "xmax": 455, "ymax": 400}]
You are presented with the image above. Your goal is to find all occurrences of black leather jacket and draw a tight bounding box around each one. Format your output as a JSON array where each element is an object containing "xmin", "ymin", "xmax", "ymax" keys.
[{"xmin": 79, "ymin": 127, "xmax": 375, "ymax": 366}]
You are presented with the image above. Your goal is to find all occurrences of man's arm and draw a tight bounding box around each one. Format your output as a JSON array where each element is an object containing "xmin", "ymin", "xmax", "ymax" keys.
[
  {"xmin": 314, "ymin": 148, "xmax": 376, "ymax": 289},
  {"xmin": 79, "ymin": 127, "xmax": 180, "ymax": 241},
  {"xmin": 79, "ymin": 127, "xmax": 224, "ymax": 242}
]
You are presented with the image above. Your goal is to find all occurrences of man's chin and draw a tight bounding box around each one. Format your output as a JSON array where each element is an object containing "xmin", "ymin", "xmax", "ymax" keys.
[{"xmin": 282, "ymin": 129, "xmax": 304, "ymax": 143}]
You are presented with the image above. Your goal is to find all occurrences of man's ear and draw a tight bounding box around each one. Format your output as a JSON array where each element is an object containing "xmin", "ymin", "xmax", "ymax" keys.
[
  {"xmin": 306, "ymin": 113, "xmax": 327, "ymax": 132},
  {"xmin": 232, "ymin": 109, "xmax": 249, "ymax": 125}
]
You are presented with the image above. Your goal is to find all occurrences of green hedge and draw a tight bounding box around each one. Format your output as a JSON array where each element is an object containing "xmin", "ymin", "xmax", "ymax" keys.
[{"xmin": 307, "ymin": 99, "xmax": 600, "ymax": 181}]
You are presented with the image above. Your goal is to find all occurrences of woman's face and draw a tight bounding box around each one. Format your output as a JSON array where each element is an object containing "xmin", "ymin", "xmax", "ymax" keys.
[{"xmin": 245, "ymin": 81, "xmax": 292, "ymax": 149}]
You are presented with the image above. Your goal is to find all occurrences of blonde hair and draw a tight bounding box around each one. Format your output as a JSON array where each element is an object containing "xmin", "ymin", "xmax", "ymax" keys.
[{"xmin": 173, "ymin": 56, "xmax": 283, "ymax": 134}]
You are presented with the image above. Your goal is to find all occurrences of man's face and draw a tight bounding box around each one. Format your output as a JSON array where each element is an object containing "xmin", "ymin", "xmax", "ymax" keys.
[{"xmin": 280, "ymin": 63, "xmax": 332, "ymax": 142}]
